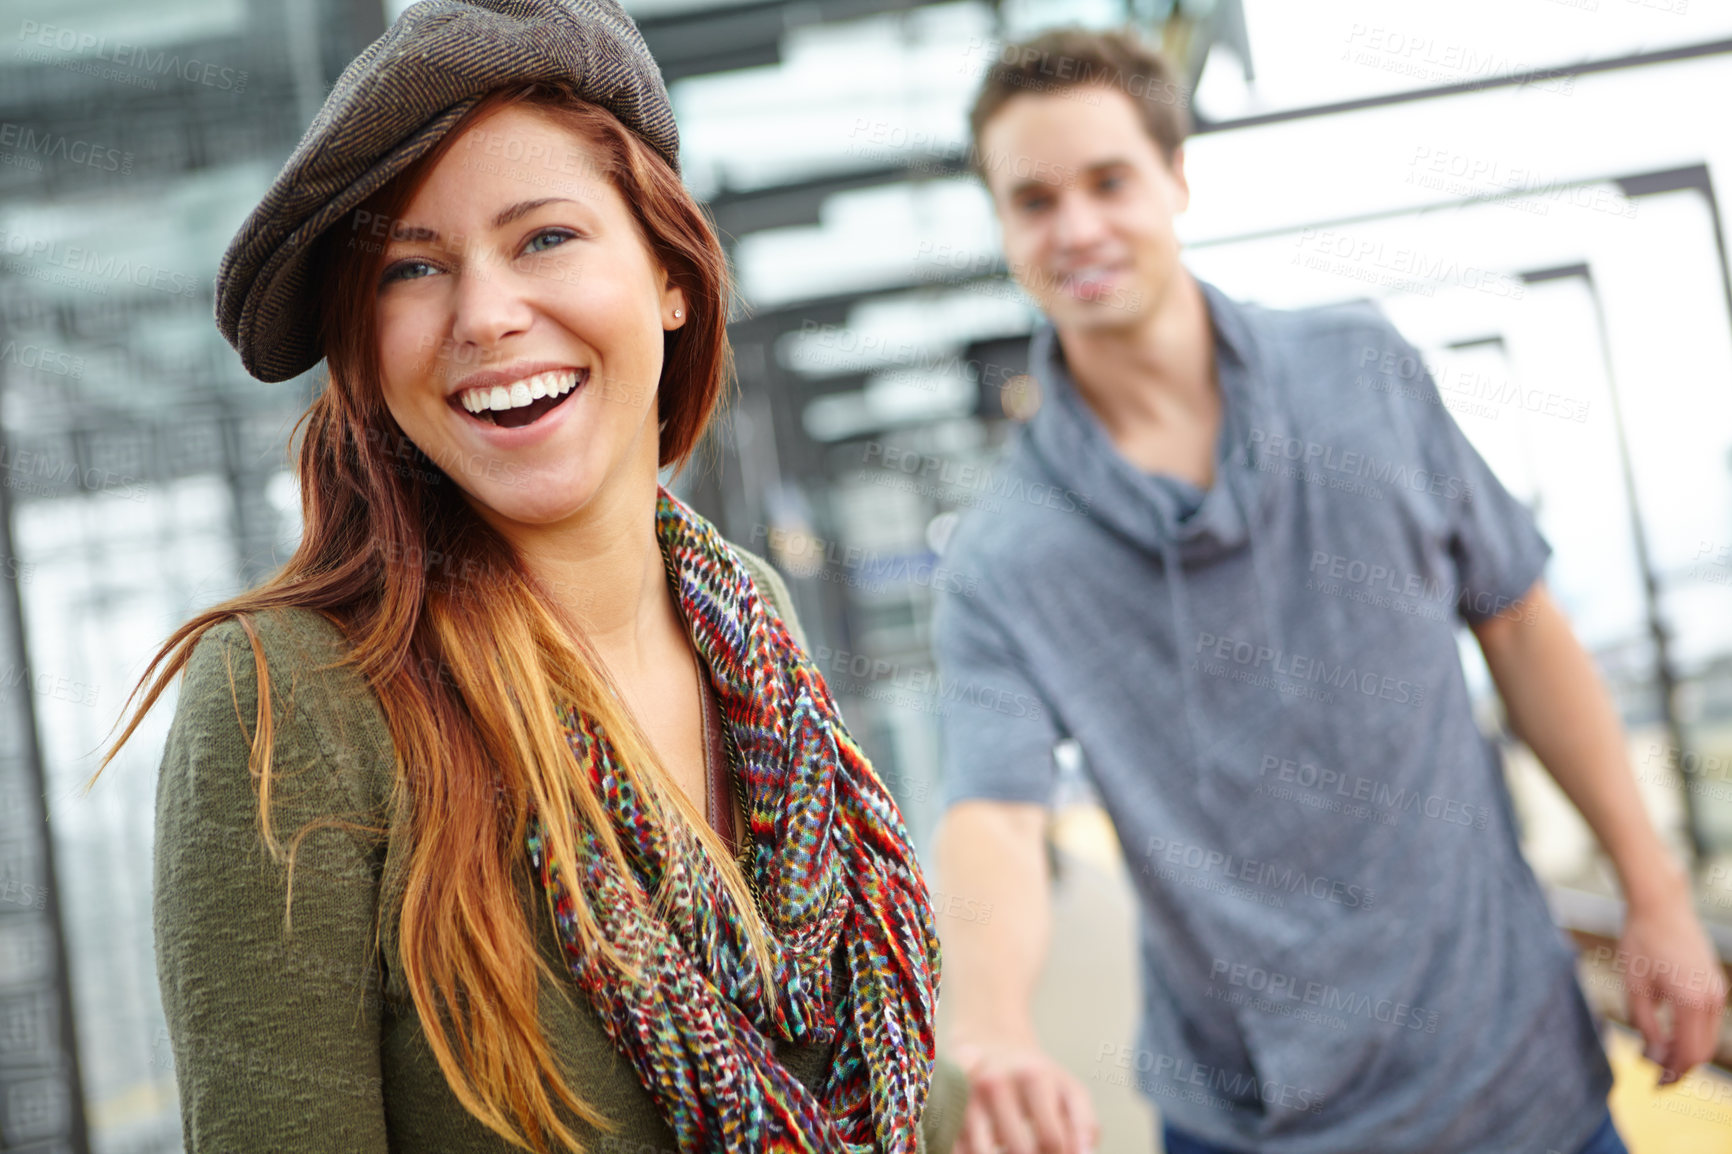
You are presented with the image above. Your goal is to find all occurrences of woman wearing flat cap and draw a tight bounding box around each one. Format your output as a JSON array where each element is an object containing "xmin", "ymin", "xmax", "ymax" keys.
[{"xmin": 95, "ymin": 1, "xmax": 967, "ymax": 1150}]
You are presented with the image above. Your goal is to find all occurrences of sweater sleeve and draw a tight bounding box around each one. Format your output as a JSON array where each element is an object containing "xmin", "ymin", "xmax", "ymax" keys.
[
  {"xmin": 919, "ymin": 1054, "xmax": 969, "ymax": 1153},
  {"xmin": 153, "ymin": 615, "xmax": 390, "ymax": 1152}
]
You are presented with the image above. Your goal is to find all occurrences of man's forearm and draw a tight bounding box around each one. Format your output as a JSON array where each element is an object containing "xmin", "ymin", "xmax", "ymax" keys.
[
  {"xmin": 1473, "ymin": 582, "xmax": 1686, "ymax": 909},
  {"xmin": 934, "ymin": 800, "xmax": 1053, "ymax": 1045}
]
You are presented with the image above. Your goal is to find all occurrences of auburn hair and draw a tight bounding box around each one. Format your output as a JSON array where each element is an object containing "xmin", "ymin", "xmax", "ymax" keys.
[{"xmin": 94, "ymin": 82, "xmax": 774, "ymax": 1152}]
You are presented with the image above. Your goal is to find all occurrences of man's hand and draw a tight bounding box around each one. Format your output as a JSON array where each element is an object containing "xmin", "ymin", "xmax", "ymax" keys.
[
  {"xmin": 951, "ymin": 1038, "xmax": 1099, "ymax": 1154},
  {"xmin": 1615, "ymin": 883, "xmax": 1727, "ymax": 1085}
]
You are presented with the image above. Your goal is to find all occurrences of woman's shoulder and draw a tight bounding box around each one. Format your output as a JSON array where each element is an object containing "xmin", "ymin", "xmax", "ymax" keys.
[
  {"xmin": 180, "ymin": 606, "xmax": 375, "ymax": 726},
  {"xmin": 181, "ymin": 604, "xmax": 355, "ymax": 680},
  {"xmin": 173, "ymin": 605, "xmax": 396, "ymax": 816}
]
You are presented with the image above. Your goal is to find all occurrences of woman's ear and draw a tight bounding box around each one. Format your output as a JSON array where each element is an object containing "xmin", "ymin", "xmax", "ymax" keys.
[{"xmin": 661, "ymin": 272, "xmax": 687, "ymax": 331}]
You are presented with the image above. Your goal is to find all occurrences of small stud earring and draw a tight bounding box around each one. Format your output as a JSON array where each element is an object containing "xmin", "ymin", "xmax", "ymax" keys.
[{"xmin": 672, "ymin": 308, "xmax": 683, "ymax": 319}]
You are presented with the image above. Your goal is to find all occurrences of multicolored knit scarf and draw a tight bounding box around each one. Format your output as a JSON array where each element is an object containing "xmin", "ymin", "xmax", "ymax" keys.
[{"xmin": 525, "ymin": 487, "xmax": 941, "ymax": 1153}]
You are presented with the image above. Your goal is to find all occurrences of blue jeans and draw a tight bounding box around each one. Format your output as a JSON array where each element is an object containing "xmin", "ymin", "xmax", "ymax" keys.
[{"xmin": 1161, "ymin": 1108, "xmax": 1628, "ymax": 1154}]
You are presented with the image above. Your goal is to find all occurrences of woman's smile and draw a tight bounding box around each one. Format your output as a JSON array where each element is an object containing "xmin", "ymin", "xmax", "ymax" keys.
[
  {"xmin": 439, "ymin": 359, "xmax": 592, "ymax": 454},
  {"xmin": 450, "ymin": 363, "xmax": 589, "ymax": 429}
]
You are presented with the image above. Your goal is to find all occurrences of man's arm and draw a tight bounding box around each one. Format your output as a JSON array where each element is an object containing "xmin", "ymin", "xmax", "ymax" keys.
[
  {"xmin": 1473, "ymin": 580, "xmax": 1727, "ymax": 1082},
  {"xmin": 936, "ymin": 800, "xmax": 1097, "ymax": 1154},
  {"xmin": 928, "ymin": 562, "xmax": 1098, "ymax": 1154}
]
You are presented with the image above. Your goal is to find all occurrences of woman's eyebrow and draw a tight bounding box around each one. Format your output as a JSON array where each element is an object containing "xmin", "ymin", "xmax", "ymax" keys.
[
  {"xmin": 491, "ymin": 196, "xmax": 577, "ymax": 229},
  {"xmin": 389, "ymin": 197, "xmax": 581, "ymax": 242}
]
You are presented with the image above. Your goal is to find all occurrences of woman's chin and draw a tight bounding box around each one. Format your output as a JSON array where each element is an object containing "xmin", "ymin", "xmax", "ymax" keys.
[{"xmin": 460, "ymin": 479, "xmax": 602, "ymax": 530}]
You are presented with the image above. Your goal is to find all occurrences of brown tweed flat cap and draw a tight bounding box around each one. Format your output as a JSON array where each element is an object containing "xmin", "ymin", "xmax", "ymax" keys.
[{"xmin": 215, "ymin": 0, "xmax": 678, "ymax": 383}]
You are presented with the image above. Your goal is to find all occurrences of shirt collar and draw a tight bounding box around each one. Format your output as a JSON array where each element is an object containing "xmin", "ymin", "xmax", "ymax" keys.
[{"xmin": 1023, "ymin": 273, "xmax": 1268, "ymax": 557}]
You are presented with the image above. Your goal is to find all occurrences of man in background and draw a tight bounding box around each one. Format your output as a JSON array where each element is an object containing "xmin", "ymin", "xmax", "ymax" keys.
[{"xmin": 930, "ymin": 26, "xmax": 1724, "ymax": 1154}]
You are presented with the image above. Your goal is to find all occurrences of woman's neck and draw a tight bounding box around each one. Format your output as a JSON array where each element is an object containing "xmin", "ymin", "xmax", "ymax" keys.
[{"xmin": 484, "ymin": 469, "xmax": 684, "ymax": 677}]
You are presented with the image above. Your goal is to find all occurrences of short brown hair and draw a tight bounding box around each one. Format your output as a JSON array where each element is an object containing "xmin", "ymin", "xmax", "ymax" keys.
[{"xmin": 967, "ymin": 26, "xmax": 1192, "ymax": 179}]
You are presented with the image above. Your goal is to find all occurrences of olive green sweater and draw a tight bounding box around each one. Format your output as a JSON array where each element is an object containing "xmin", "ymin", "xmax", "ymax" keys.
[{"xmin": 153, "ymin": 548, "xmax": 967, "ymax": 1153}]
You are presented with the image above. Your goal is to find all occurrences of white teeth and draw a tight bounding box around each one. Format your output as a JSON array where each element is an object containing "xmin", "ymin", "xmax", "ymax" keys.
[{"xmin": 457, "ymin": 369, "xmax": 581, "ymax": 415}]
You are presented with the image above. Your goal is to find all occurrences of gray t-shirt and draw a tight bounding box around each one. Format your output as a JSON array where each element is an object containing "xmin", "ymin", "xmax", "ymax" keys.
[{"xmin": 932, "ymin": 277, "xmax": 1613, "ymax": 1154}]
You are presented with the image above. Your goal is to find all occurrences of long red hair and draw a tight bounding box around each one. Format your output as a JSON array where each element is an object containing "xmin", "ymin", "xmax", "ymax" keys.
[{"xmin": 94, "ymin": 82, "xmax": 771, "ymax": 1152}]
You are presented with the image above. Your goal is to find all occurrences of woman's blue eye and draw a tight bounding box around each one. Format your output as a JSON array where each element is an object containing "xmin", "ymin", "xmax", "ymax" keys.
[
  {"xmin": 380, "ymin": 259, "xmax": 436, "ymax": 286},
  {"xmin": 523, "ymin": 228, "xmax": 574, "ymax": 255},
  {"xmin": 378, "ymin": 228, "xmax": 573, "ymax": 289}
]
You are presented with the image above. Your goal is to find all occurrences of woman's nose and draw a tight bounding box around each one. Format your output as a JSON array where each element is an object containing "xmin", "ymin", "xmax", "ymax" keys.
[{"xmin": 448, "ymin": 260, "xmax": 537, "ymax": 350}]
